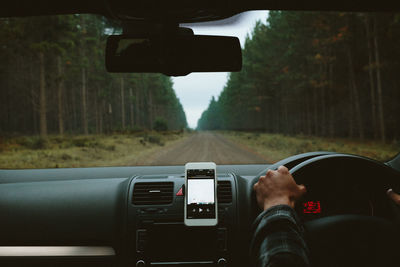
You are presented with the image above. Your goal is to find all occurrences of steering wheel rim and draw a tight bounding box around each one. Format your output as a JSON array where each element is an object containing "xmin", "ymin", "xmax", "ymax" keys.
[
  {"xmin": 289, "ymin": 153, "xmax": 400, "ymax": 267},
  {"xmin": 254, "ymin": 151, "xmax": 335, "ymax": 179}
]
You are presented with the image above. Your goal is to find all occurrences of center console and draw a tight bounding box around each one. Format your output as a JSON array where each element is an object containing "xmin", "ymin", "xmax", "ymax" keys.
[{"xmin": 127, "ymin": 174, "xmax": 237, "ymax": 267}]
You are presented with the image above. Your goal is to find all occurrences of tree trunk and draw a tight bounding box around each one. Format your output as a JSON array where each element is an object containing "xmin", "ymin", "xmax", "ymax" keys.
[
  {"xmin": 30, "ymin": 59, "xmax": 38, "ymax": 135},
  {"xmin": 120, "ymin": 76, "xmax": 125, "ymax": 130},
  {"xmin": 348, "ymin": 79, "xmax": 354, "ymax": 138},
  {"xmin": 348, "ymin": 47, "xmax": 364, "ymax": 140},
  {"xmin": 328, "ymin": 63, "xmax": 335, "ymax": 137},
  {"xmin": 39, "ymin": 51, "xmax": 47, "ymax": 138},
  {"xmin": 147, "ymin": 86, "xmax": 153, "ymax": 130},
  {"xmin": 80, "ymin": 15, "xmax": 88, "ymax": 135},
  {"xmin": 320, "ymin": 63, "xmax": 327, "ymax": 136},
  {"xmin": 99, "ymin": 100, "xmax": 105, "ymax": 134},
  {"xmin": 135, "ymin": 86, "xmax": 140, "ymax": 127},
  {"xmin": 373, "ymin": 15, "xmax": 386, "ymax": 142},
  {"xmin": 283, "ymin": 97, "xmax": 289, "ymax": 134},
  {"xmin": 313, "ymin": 87, "xmax": 318, "ymax": 135},
  {"xmin": 306, "ymin": 92, "xmax": 311, "ymax": 135},
  {"xmin": 71, "ymin": 86, "xmax": 78, "ymax": 132},
  {"xmin": 275, "ymin": 100, "xmax": 280, "ymax": 133},
  {"xmin": 364, "ymin": 15, "xmax": 378, "ymax": 139},
  {"xmin": 94, "ymin": 89, "xmax": 99, "ymax": 134},
  {"xmin": 57, "ymin": 55, "xmax": 64, "ymax": 135},
  {"xmin": 321, "ymin": 85, "xmax": 326, "ymax": 136},
  {"xmin": 107, "ymin": 103, "xmax": 112, "ymax": 133},
  {"xmin": 81, "ymin": 67, "xmax": 88, "ymax": 135},
  {"xmin": 129, "ymin": 87, "xmax": 134, "ymax": 128}
]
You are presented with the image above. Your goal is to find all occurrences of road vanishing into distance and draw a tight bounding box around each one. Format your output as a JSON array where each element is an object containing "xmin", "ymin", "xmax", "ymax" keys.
[{"xmin": 148, "ymin": 132, "xmax": 268, "ymax": 165}]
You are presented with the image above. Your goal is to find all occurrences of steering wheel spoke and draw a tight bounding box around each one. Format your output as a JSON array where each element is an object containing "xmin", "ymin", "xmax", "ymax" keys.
[{"xmin": 305, "ymin": 214, "xmax": 399, "ymax": 267}]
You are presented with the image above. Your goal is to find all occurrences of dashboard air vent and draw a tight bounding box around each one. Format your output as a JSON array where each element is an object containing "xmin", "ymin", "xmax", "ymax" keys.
[
  {"xmin": 217, "ymin": 181, "xmax": 232, "ymax": 203},
  {"xmin": 133, "ymin": 182, "xmax": 174, "ymax": 205}
]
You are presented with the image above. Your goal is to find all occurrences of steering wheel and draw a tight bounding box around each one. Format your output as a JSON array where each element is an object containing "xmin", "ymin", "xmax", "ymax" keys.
[{"xmin": 288, "ymin": 154, "xmax": 400, "ymax": 267}]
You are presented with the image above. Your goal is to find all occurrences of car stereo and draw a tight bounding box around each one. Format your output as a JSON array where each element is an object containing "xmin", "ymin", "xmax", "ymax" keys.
[
  {"xmin": 128, "ymin": 174, "xmax": 235, "ymax": 267},
  {"xmin": 136, "ymin": 224, "xmax": 227, "ymax": 265}
]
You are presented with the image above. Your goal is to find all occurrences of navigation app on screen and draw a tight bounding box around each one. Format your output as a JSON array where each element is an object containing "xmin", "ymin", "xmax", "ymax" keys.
[{"xmin": 186, "ymin": 169, "xmax": 216, "ymax": 219}]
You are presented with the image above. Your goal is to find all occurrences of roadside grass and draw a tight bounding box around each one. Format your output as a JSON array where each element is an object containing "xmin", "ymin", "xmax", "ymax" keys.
[
  {"xmin": 0, "ymin": 131, "xmax": 188, "ymax": 169},
  {"xmin": 221, "ymin": 131, "xmax": 400, "ymax": 163}
]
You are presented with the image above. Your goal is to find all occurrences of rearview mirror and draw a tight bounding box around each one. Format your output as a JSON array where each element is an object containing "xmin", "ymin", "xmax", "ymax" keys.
[{"xmin": 105, "ymin": 34, "xmax": 242, "ymax": 76}]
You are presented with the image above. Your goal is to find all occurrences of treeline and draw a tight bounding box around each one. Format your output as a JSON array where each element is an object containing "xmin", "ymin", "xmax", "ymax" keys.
[
  {"xmin": 198, "ymin": 12, "xmax": 400, "ymax": 142},
  {"xmin": 0, "ymin": 15, "xmax": 187, "ymax": 137}
]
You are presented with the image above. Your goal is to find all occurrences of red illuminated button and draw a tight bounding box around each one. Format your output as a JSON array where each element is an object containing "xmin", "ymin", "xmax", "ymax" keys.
[
  {"xmin": 303, "ymin": 201, "xmax": 321, "ymax": 214},
  {"xmin": 176, "ymin": 187, "xmax": 183, "ymax": 196}
]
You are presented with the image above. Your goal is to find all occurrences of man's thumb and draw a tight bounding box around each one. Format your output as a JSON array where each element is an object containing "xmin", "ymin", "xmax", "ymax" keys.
[{"xmin": 387, "ymin": 189, "xmax": 400, "ymax": 205}]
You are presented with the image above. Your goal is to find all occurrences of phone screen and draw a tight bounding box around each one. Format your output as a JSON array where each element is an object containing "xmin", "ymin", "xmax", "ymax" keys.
[{"xmin": 186, "ymin": 169, "xmax": 216, "ymax": 219}]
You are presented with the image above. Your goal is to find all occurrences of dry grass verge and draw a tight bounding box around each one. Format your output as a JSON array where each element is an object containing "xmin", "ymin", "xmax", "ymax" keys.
[
  {"xmin": 0, "ymin": 132, "xmax": 189, "ymax": 169},
  {"xmin": 221, "ymin": 131, "xmax": 399, "ymax": 163}
]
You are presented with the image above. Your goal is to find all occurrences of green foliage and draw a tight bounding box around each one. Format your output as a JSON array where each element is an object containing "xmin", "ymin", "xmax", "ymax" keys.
[
  {"xmin": 16, "ymin": 137, "xmax": 49, "ymax": 150},
  {"xmin": 0, "ymin": 15, "xmax": 187, "ymax": 136},
  {"xmin": 153, "ymin": 117, "xmax": 169, "ymax": 131},
  {"xmin": 198, "ymin": 12, "xmax": 400, "ymax": 142},
  {"xmin": 137, "ymin": 132, "xmax": 165, "ymax": 146},
  {"xmin": 148, "ymin": 135, "xmax": 164, "ymax": 146},
  {"xmin": 71, "ymin": 137, "xmax": 91, "ymax": 147}
]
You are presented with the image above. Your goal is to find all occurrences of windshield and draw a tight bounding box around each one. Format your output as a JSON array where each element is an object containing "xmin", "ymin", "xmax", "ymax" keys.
[{"xmin": 1, "ymin": 11, "xmax": 399, "ymax": 168}]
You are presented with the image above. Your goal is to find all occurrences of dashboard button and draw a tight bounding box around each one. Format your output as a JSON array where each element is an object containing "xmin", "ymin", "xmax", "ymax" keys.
[
  {"xmin": 217, "ymin": 258, "xmax": 227, "ymax": 267},
  {"xmin": 136, "ymin": 260, "xmax": 145, "ymax": 267}
]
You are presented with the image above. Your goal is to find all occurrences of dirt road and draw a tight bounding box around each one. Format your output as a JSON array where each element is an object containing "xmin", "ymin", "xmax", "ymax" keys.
[{"xmin": 147, "ymin": 132, "xmax": 268, "ymax": 165}]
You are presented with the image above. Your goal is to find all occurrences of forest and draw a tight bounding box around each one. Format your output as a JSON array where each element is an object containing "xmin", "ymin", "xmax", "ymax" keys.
[
  {"xmin": 198, "ymin": 12, "xmax": 400, "ymax": 143},
  {"xmin": 0, "ymin": 14, "xmax": 187, "ymax": 137}
]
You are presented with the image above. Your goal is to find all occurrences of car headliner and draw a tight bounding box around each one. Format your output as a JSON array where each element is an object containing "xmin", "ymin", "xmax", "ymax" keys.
[{"xmin": 1, "ymin": 1, "xmax": 399, "ymax": 21}]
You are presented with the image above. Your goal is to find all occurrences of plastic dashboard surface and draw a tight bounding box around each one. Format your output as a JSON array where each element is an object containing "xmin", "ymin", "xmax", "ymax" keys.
[
  {"xmin": 2, "ymin": 158, "xmax": 397, "ymax": 267},
  {"xmin": 0, "ymin": 164, "xmax": 269, "ymax": 267}
]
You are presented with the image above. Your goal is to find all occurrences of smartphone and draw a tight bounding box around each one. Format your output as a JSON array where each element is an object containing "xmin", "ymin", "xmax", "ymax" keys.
[{"xmin": 184, "ymin": 162, "xmax": 218, "ymax": 226}]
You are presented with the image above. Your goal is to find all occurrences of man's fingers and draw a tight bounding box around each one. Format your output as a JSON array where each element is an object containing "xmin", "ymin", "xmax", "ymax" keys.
[
  {"xmin": 277, "ymin": 165, "xmax": 289, "ymax": 174},
  {"xmin": 298, "ymin": 184, "xmax": 307, "ymax": 195},
  {"xmin": 253, "ymin": 182, "xmax": 258, "ymax": 190},
  {"xmin": 258, "ymin": 175, "xmax": 267, "ymax": 184},
  {"xmin": 387, "ymin": 189, "xmax": 400, "ymax": 205}
]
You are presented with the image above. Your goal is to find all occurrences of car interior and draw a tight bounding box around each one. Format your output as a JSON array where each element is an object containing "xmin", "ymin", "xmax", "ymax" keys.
[{"xmin": 1, "ymin": 1, "xmax": 400, "ymax": 267}]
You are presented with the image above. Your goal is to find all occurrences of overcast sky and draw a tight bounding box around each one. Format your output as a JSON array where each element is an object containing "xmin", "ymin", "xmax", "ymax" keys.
[{"xmin": 172, "ymin": 11, "xmax": 269, "ymax": 129}]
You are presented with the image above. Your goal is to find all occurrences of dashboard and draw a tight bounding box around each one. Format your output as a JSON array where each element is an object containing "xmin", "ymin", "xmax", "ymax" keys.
[
  {"xmin": 0, "ymin": 165, "xmax": 263, "ymax": 267},
  {"xmin": 0, "ymin": 153, "xmax": 399, "ymax": 267}
]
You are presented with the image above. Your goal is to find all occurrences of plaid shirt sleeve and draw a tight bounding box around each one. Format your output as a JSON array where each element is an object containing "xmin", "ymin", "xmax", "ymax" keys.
[{"xmin": 249, "ymin": 205, "xmax": 310, "ymax": 267}]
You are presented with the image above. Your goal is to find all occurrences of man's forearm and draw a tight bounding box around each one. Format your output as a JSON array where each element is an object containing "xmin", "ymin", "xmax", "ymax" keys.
[{"xmin": 250, "ymin": 205, "xmax": 310, "ymax": 267}]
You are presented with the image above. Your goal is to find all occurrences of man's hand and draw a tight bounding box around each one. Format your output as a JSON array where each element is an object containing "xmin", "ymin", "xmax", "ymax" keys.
[
  {"xmin": 387, "ymin": 189, "xmax": 400, "ymax": 206},
  {"xmin": 254, "ymin": 166, "xmax": 307, "ymax": 211}
]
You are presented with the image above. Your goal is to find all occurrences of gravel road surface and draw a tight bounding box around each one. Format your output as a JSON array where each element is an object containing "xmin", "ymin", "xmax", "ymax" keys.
[{"xmin": 148, "ymin": 132, "xmax": 267, "ymax": 165}]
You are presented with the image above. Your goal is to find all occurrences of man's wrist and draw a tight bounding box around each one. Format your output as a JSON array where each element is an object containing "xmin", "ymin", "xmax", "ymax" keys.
[{"xmin": 263, "ymin": 197, "xmax": 295, "ymax": 210}]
